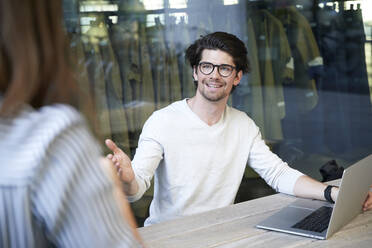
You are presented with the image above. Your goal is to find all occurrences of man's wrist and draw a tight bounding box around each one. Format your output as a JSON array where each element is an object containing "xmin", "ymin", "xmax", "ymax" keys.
[
  {"xmin": 122, "ymin": 179, "xmax": 138, "ymax": 196},
  {"xmin": 324, "ymin": 185, "xmax": 338, "ymax": 203}
]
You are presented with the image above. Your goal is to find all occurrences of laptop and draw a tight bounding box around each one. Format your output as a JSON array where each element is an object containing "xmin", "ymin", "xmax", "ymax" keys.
[{"xmin": 256, "ymin": 154, "xmax": 372, "ymax": 239}]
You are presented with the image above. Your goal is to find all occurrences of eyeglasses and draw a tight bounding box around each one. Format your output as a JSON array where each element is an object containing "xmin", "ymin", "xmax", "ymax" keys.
[{"xmin": 198, "ymin": 62, "xmax": 236, "ymax": 77}]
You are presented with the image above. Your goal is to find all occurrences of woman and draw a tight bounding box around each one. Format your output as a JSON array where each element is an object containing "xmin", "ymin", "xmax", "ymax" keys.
[{"xmin": 0, "ymin": 0, "xmax": 142, "ymax": 247}]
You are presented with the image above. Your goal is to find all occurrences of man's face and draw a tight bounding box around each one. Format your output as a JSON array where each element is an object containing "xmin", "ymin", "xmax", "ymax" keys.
[{"xmin": 193, "ymin": 49, "xmax": 242, "ymax": 102}]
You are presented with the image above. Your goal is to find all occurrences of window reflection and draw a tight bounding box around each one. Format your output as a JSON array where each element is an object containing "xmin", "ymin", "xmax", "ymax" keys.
[
  {"xmin": 224, "ymin": 0, "xmax": 239, "ymax": 5},
  {"xmin": 139, "ymin": 0, "xmax": 164, "ymax": 10},
  {"xmin": 64, "ymin": 2, "xmax": 372, "ymax": 226},
  {"xmin": 65, "ymin": 0, "xmax": 372, "ymax": 161}
]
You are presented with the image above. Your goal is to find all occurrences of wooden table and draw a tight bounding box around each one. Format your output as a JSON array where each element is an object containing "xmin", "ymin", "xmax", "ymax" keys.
[{"xmin": 138, "ymin": 181, "xmax": 372, "ymax": 248}]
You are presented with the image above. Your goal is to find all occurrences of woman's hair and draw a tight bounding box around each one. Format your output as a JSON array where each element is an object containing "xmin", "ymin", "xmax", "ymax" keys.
[
  {"xmin": 0, "ymin": 0, "xmax": 78, "ymax": 116},
  {"xmin": 185, "ymin": 32, "xmax": 250, "ymax": 74}
]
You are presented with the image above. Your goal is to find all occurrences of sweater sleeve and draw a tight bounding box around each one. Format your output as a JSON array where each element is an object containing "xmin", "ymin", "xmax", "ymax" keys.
[
  {"xmin": 127, "ymin": 113, "xmax": 164, "ymax": 202},
  {"xmin": 247, "ymin": 122, "xmax": 304, "ymax": 195}
]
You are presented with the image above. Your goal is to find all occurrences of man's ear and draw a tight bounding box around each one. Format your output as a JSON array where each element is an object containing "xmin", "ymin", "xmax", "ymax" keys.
[
  {"xmin": 233, "ymin": 70, "xmax": 243, "ymax": 86},
  {"xmin": 192, "ymin": 66, "xmax": 198, "ymax": 81}
]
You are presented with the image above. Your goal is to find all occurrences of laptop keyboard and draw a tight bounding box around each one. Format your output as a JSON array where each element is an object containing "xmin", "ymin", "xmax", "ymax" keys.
[{"xmin": 292, "ymin": 206, "xmax": 333, "ymax": 233}]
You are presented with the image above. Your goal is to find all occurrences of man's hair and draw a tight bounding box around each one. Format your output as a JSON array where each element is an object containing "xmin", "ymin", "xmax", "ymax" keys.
[
  {"xmin": 0, "ymin": 0, "xmax": 78, "ymax": 116},
  {"xmin": 185, "ymin": 31, "xmax": 250, "ymax": 75}
]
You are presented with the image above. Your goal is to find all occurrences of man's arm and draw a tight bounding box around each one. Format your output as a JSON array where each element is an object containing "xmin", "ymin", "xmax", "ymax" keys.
[
  {"xmin": 293, "ymin": 175, "xmax": 372, "ymax": 212},
  {"xmin": 293, "ymin": 175, "xmax": 338, "ymax": 202}
]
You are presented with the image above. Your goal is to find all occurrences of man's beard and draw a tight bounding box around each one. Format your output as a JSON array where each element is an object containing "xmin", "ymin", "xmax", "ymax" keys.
[{"xmin": 198, "ymin": 78, "xmax": 229, "ymax": 102}]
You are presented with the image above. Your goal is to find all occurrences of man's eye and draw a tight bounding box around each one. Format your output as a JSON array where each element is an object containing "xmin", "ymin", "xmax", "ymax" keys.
[
  {"xmin": 220, "ymin": 66, "xmax": 231, "ymax": 72},
  {"xmin": 202, "ymin": 64, "xmax": 212, "ymax": 69}
]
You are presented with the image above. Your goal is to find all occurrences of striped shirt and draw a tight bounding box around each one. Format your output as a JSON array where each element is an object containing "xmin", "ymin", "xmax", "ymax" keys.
[{"xmin": 0, "ymin": 103, "xmax": 141, "ymax": 248}]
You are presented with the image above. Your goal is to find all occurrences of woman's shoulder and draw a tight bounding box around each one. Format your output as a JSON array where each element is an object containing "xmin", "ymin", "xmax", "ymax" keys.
[
  {"xmin": 37, "ymin": 104, "xmax": 83, "ymax": 126},
  {"xmin": 0, "ymin": 104, "xmax": 97, "ymax": 184},
  {"xmin": 7, "ymin": 104, "xmax": 92, "ymax": 156}
]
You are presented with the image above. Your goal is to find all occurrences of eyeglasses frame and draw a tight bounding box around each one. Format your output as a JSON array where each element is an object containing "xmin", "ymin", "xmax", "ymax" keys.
[{"xmin": 197, "ymin": 62, "xmax": 237, "ymax": 78}]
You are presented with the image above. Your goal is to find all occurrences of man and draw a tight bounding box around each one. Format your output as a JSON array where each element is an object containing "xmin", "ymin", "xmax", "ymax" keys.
[{"xmin": 106, "ymin": 32, "xmax": 372, "ymax": 226}]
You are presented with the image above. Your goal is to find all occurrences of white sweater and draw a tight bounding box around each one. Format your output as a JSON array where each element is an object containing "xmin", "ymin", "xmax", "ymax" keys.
[{"xmin": 128, "ymin": 99, "xmax": 303, "ymax": 226}]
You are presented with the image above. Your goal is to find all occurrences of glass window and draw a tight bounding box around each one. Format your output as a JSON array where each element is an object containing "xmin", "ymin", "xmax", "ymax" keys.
[{"xmin": 63, "ymin": 0, "xmax": 372, "ymax": 225}]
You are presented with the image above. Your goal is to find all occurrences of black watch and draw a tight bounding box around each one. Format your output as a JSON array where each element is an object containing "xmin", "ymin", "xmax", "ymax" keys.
[{"xmin": 324, "ymin": 185, "xmax": 336, "ymax": 203}]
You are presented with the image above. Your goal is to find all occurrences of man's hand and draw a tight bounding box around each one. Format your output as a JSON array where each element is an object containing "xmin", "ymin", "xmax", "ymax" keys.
[
  {"xmin": 105, "ymin": 139, "xmax": 135, "ymax": 184},
  {"xmin": 363, "ymin": 186, "xmax": 372, "ymax": 211},
  {"xmin": 331, "ymin": 185, "xmax": 371, "ymax": 211}
]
